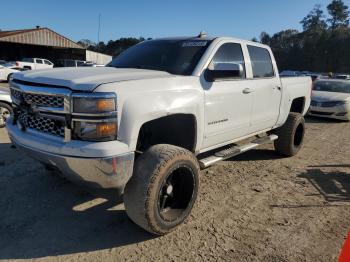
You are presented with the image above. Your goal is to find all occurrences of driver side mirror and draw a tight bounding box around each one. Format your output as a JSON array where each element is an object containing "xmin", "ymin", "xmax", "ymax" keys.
[{"xmin": 205, "ymin": 63, "xmax": 244, "ymax": 82}]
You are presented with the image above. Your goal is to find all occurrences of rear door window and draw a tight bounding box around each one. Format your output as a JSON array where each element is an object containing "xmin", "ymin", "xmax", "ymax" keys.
[
  {"xmin": 247, "ymin": 46, "xmax": 275, "ymax": 78},
  {"xmin": 36, "ymin": 59, "xmax": 43, "ymax": 64}
]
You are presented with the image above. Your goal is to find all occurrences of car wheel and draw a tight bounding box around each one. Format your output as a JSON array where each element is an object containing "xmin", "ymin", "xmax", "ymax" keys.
[
  {"xmin": 0, "ymin": 102, "xmax": 13, "ymax": 128},
  {"xmin": 124, "ymin": 144, "xmax": 199, "ymax": 235}
]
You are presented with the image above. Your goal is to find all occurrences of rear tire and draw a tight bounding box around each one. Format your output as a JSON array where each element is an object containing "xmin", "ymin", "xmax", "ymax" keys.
[
  {"xmin": 124, "ymin": 144, "xmax": 199, "ymax": 235},
  {"xmin": 273, "ymin": 112, "xmax": 305, "ymax": 156}
]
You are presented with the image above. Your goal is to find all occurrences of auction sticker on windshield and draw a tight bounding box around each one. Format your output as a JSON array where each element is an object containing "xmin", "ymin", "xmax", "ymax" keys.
[{"xmin": 182, "ymin": 41, "xmax": 208, "ymax": 47}]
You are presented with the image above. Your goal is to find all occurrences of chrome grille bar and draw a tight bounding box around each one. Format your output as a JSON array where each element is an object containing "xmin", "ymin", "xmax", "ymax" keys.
[{"xmin": 10, "ymin": 82, "xmax": 72, "ymax": 141}]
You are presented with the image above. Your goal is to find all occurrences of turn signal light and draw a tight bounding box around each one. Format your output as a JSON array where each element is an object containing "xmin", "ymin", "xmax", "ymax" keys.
[
  {"xmin": 96, "ymin": 99, "xmax": 115, "ymax": 112},
  {"xmin": 96, "ymin": 122, "xmax": 117, "ymax": 137}
]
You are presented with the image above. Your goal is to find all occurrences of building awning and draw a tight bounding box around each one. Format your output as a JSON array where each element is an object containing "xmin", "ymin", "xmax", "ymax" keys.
[{"xmin": 0, "ymin": 27, "xmax": 83, "ymax": 49}]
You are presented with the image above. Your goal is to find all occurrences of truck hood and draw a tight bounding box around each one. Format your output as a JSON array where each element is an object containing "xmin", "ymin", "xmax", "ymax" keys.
[
  {"xmin": 14, "ymin": 67, "xmax": 173, "ymax": 91},
  {"xmin": 312, "ymin": 91, "xmax": 350, "ymax": 102}
]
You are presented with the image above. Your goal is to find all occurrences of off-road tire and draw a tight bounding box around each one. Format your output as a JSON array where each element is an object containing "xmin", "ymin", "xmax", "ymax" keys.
[
  {"xmin": 274, "ymin": 112, "xmax": 305, "ymax": 156},
  {"xmin": 124, "ymin": 144, "xmax": 200, "ymax": 235}
]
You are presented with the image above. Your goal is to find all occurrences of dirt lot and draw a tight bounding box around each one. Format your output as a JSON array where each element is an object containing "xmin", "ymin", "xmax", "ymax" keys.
[{"xmin": 0, "ymin": 116, "xmax": 349, "ymax": 262}]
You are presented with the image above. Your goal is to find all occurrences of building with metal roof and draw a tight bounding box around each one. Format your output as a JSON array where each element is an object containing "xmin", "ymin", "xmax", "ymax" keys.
[
  {"xmin": 0, "ymin": 27, "xmax": 82, "ymax": 49},
  {"xmin": 0, "ymin": 27, "xmax": 112, "ymax": 65}
]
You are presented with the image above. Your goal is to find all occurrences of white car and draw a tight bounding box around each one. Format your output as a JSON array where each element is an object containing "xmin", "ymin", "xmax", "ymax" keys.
[
  {"xmin": 7, "ymin": 35, "xmax": 311, "ymax": 235},
  {"xmin": 0, "ymin": 90, "xmax": 12, "ymax": 128},
  {"xmin": 15, "ymin": 58, "xmax": 54, "ymax": 70},
  {"xmin": 309, "ymin": 79, "xmax": 350, "ymax": 121},
  {"xmin": 0, "ymin": 64, "xmax": 19, "ymax": 82}
]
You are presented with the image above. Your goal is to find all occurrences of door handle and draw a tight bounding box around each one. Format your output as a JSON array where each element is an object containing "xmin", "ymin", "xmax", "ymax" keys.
[
  {"xmin": 274, "ymin": 86, "xmax": 281, "ymax": 90},
  {"xmin": 242, "ymin": 88, "xmax": 253, "ymax": 94}
]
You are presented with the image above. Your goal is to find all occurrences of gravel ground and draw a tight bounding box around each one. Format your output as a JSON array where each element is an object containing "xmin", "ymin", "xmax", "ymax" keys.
[{"xmin": 0, "ymin": 116, "xmax": 349, "ymax": 262}]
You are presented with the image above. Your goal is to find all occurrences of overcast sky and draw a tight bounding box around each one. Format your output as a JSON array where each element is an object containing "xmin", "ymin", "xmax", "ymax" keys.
[{"xmin": 1, "ymin": 0, "xmax": 350, "ymax": 43}]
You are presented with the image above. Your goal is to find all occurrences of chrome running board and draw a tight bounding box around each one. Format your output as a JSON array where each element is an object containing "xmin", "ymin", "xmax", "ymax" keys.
[{"xmin": 198, "ymin": 134, "xmax": 278, "ymax": 169}]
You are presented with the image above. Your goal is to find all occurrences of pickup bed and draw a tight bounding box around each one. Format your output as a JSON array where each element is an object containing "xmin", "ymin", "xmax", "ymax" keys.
[{"xmin": 7, "ymin": 35, "xmax": 311, "ymax": 235}]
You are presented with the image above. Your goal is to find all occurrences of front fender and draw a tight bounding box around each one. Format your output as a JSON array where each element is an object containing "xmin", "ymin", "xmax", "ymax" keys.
[{"xmin": 118, "ymin": 89, "xmax": 204, "ymax": 152}]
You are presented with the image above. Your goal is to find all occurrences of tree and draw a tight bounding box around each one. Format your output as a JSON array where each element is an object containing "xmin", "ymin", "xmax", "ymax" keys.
[
  {"xmin": 327, "ymin": 0, "xmax": 350, "ymax": 28},
  {"xmin": 77, "ymin": 37, "xmax": 144, "ymax": 57},
  {"xmin": 300, "ymin": 4, "xmax": 328, "ymax": 32},
  {"xmin": 268, "ymin": 30, "xmax": 302, "ymax": 70},
  {"xmin": 259, "ymin": 32, "xmax": 271, "ymax": 45},
  {"xmin": 77, "ymin": 39, "xmax": 96, "ymax": 48}
]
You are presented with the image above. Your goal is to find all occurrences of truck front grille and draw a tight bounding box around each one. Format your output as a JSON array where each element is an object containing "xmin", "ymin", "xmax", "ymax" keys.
[
  {"xmin": 18, "ymin": 111, "xmax": 65, "ymax": 137},
  {"xmin": 10, "ymin": 88, "xmax": 64, "ymax": 108}
]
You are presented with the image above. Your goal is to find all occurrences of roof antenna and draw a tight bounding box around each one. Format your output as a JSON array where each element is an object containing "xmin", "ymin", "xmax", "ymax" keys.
[{"xmin": 198, "ymin": 31, "xmax": 207, "ymax": 38}]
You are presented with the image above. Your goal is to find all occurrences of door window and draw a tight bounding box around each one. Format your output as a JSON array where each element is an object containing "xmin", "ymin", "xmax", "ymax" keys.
[
  {"xmin": 210, "ymin": 43, "xmax": 246, "ymax": 78},
  {"xmin": 36, "ymin": 59, "xmax": 43, "ymax": 64},
  {"xmin": 247, "ymin": 46, "xmax": 275, "ymax": 78}
]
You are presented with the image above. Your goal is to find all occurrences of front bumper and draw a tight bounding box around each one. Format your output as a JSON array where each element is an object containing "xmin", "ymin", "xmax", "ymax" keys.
[
  {"xmin": 7, "ymin": 120, "xmax": 135, "ymax": 193},
  {"xmin": 308, "ymin": 105, "xmax": 350, "ymax": 121}
]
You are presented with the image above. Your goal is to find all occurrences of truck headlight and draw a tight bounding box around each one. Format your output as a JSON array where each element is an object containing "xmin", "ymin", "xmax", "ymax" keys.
[
  {"xmin": 71, "ymin": 93, "xmax": 118, "ymax": 141},
  {"xmin": 73, "ymin": 120, "xmax": 117, "ymax": 141},
  {"xmin": 72, "ymin": 93, "xmax": 116, "ymax": 114}
]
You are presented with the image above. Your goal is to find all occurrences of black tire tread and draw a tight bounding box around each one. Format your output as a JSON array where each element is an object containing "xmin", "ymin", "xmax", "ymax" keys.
[
  {"xmin": 274, "ymin": 112, "xmax": 305, "ymax": 156},
  {"xmin": 124, "ymin": 144, "xmax": 199, "ymax": 235}
]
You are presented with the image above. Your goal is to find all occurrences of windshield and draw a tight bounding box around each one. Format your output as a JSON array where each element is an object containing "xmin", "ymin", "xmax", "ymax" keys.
[
  {"xmin": 107, "ymin": 39, "xmax": 212, "ymax": 75},
  {"xmin": 314, "ymin": 80, "xmax": 350, "ymax": 93}
]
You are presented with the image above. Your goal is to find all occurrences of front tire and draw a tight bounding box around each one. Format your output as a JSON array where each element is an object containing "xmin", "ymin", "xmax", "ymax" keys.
[
  {"xmin": 274, "ymin": 112, "xmax": 305, "ymax": 156},
  {"xmin": 124, "ymin": 144, "xmax": 199, "ymax": 235}
]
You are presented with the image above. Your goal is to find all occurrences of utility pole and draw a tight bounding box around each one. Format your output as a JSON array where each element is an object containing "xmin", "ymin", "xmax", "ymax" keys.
[
  {"xmin": 97, "ymin": 13, "xmax": 101, "ymax": 64},
  {"xmin": 97, "ymin": 13, "xmax": 101, "ymax": 45}
]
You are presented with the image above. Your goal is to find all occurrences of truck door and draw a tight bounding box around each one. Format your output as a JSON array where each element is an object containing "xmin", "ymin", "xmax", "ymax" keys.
[
  {"xmin": 202, "ymin": 42, "xmax": 253, "ymax": 149},
  {"xmin": 35, "ymin": 59, "xmax": 44, "ymax": 70},
  {"xmin": 247, "ymin": 45, "xmax": 281, "ymax": 131}
]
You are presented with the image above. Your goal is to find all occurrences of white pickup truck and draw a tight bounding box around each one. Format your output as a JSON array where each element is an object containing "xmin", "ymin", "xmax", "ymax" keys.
[
  {"xmin": 15, "ymin": 58, "xmax": 54, "ymax": 70},
  {"xmin": 7, "ymin": 35, "xmax": 311, "ymax": 235}
]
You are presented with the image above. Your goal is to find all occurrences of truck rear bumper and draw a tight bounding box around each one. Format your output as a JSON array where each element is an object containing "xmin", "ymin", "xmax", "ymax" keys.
[{"xmin": 7, "ymin": 121, "xmax": 135, "ymax": 192}]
